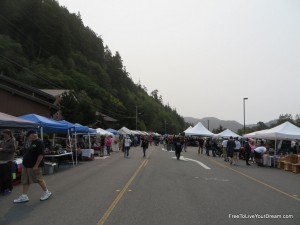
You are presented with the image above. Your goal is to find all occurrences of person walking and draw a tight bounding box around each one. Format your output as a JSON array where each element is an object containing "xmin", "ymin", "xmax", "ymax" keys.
[
  {"xmin": 14, "ymin": 130, "xmax": 52, "ymax": 203},
  {"xmin": 222, "ymin": 138, "xmax": 228, "ymax": 161},
  {"xmin": 183, "ymin": 138, "xmax": 187, "ymax": 152},
  {"xmin": 174, "ymin": 137, "xmax": 183, "ymax": 160},
  {"xmin": 249, "ymin": 139, "xmax": 256, "ymax": 163},
  {"xmin": 105, "ymin": 135, "xmax": 113, "ymax": 156},
  {"xmin": 141, "ymin": 136, "xmax": 149, "ymax": 158},
  {"xmin": 233, "ymin": 137, "xmax": 241, "ymax": 165},
  {"xmin": 205, "ymin": 139, "xmax": 212, "ymax": 156},
  {"xmin": 244, "ymin": 139, "xmax": 252, "ymax": 166},
  {"xmin": 0, "ymin": 129, "xmax": 16, "ymax": 196},
  {"xmin": 198, "ymin": 138, "xmax": 204, "ymax": 154},
  {"xmin": 226, "ymin": 136, "xmax": 236, "ymax": 165},
  {"xmin": 124, "ymin": 136, "xmax": 132, "ymax": 158}
]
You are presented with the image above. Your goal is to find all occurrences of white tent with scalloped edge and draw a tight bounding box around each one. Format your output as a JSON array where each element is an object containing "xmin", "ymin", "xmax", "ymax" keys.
[
  {"xmin": 254, "ymin": 121, "xmax": 300, "ymax": 140},
  {"xmin": 215, "ymin": 129, "xmax": 241, "ymax": 138},
  {"xmin": 184, "ymin": 126, "xmax": 193, "ymax": 133},
  {"xmin": 184, "ymin": 122, "xmax": 214, "ymax": 137},
  {"xmin": 118, "ymin": 126, "xmax": 133, "ymax": 135}
]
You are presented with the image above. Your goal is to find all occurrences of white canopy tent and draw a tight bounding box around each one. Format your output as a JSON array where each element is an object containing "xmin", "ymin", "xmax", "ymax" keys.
[
  {"xmin": 254, "ymin": 122, "xmax": 300, "ymax": 140},
  {"xmin": 244, "ymin": 122, "xmax": 300, "ymax": 160},
  {"xmin": 215, "ymin": 129, "xmax": 241, "ymax": 138},
  {"xmin": 96, "ymin": 128, "xmax": 114, "ymax": 136},
  {"xmin": 184, "ymin": 126, "xmax": 193, "ymax": 133},
  {"xmin": 184, "ymin": 122, "xmax": 214, "ymax": 137},
  {"xmin": 243, "ymin": 130, "xmax": 268, "ymax": 139},
  {"xmin": 118, "ymin": 126, "xmax": 133, "ymax": 135}
]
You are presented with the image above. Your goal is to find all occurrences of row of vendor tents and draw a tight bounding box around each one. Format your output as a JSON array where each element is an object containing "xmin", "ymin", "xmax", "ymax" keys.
[
  {"xmin": 2, "ymin": 111, "xmax": 299, "ymax": 141},
  {"xmin": 184, "ymin": 121, "xmax": 300, "ymax": 141},
  {"xmin": 0, "ymin": 112, "xmax": 161, "ymax": 137}
]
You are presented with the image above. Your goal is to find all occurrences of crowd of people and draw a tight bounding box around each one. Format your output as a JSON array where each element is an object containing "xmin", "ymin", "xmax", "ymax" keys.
[
  {"xmin": 161, "ymin": 135, "xmax": 281, "ymax": 167},
  {"xmin": 1, "ymin": 128, "xmax": 298, "ymax": 204}
]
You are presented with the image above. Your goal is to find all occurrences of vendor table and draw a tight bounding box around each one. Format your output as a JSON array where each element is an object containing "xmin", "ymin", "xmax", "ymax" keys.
[
  {"xmin": 263, "ymin": 155, "xmax": 281, "ymax": 167},
  {"xmin": 81, "ymin": 149, "xmax": 94, "ymax": 160},
  {"xmin": 44, "ymin": 152, "xmax": 73, "ymax": 167}
]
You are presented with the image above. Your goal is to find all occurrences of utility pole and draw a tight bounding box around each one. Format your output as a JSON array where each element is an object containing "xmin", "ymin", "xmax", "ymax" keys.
[
  {"xmin": 243, "ymin": 98, "xmax": 248, "ymax": 134},
  {"xmin": 135, "ymin": 106, "xmax": 138, "ymax": 130}
]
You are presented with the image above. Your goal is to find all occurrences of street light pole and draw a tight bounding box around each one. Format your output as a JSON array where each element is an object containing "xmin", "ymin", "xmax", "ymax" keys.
[
  {"xmin": 243, "ymin": 98, "xmax": 248, "ymax": 134},
  {"xmin": 135, "ymin": 106, "xmax": 138, "ymax": 130},
  {"xmin": 207, "ymin": 120, "xmax": 209, "ymax": 130}
]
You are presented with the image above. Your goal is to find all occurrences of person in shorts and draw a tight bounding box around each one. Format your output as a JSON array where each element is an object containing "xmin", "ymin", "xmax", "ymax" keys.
[
  {"xmin": 14, "ymin": 130, "xmax": 52, "ymax": 203},
  {"xmin": 226, "ymin": 136, "xmax": 236, "ymax": 165},
  {"xmin": 233, "ymin": 137, "xmax": 241, "ymax": 165}
]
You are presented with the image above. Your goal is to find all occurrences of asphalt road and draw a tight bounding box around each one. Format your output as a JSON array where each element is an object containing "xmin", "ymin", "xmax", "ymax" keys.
[{"xmin": 0, "ymin": 145, "xmax": 299, "ymax": 225}]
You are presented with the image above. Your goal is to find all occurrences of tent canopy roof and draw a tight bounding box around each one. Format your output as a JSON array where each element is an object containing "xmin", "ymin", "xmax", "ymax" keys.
[
  {"xmin": 106, "ymin": 128, "xmax": 119, "ymax": 135},
  {"xmin": 184, "ymin": 122, "xmax": 214, "ymax": 137},
  {"xmin": 253, "ymin": 122, "xmax": 300, "ymax": 140},
  {"xmin": 215, "ymin": 129, "xmax": 241, "ymax": 138},
  {"xmin": 96, "ymin": 128, "xmax": 113, "ymax": 136},
  {"xmin": 19, "ymin": 114, "xmax": 68, "ymax": 133},
  {"xmin": 0, "ymin": 112, "xmax": 39, "ymax": 128},
  {"xmin": 118, "ymin": 127, "xmax": 133, "ymax": 135}
]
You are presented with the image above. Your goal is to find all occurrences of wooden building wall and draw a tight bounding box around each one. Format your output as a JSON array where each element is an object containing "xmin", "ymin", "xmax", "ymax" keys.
[{"xmin": 0, "ymin": 89, "xmax": 52, "ymax": 117}]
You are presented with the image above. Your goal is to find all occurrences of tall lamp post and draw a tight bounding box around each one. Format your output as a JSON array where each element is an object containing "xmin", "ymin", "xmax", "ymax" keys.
[
  {"xmin": 135, "ymin": 106, "xmax": 142, "ymax": 130},
  {"xmin": 164, "ymin": 120, "xmax": 167, "ymax": 134},
  {"xmin": 207, "ymin": 120, "xmax": 210, "ymax": 131},
  {"xmin": 243, "ymin": 98, "xmax": 248, "ymax": 134}
]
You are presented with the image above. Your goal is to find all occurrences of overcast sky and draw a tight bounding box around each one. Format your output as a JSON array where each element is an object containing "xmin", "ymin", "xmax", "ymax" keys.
[{"xmin": 57, "ymin": 0, "xmax": 300, "ymax": 125}]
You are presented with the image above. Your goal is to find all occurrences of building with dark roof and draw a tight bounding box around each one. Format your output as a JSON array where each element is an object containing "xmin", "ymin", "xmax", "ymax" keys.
[{"xmin": 0, "ymin": 74, "xmax": 58, "ymax": 117}]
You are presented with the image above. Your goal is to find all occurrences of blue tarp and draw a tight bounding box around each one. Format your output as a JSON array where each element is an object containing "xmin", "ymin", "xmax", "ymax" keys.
[{"xmin": 19, "ymin": 114, "xmax": 69, "ymax": 133}]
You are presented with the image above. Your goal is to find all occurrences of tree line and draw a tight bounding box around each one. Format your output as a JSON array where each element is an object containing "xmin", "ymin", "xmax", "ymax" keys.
[
  {"xmin": 0, "ymin": 0, "xmax": 186, "ymax": 133},
  {"xmin": 211, "ymin": 114, "xmax": 300, "ymax": 135}
]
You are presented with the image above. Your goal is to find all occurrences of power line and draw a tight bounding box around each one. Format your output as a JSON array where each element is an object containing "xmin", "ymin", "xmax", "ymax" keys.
[{"xmin": 0, "ymin": 54, "xmax": 62, "ymax": 89}]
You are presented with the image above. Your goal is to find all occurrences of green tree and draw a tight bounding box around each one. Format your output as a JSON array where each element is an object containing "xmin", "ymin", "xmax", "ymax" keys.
[
  {"xmin": 256, "ymin": 121, "xmax": 268, "ymax": 131},
  {"xmin": 212, "ymin": 125, "xmax": 225, "ymax": 134},
  {"xmin": 275, "ymin": 114, "xmax": 294, "ymax": 126}
]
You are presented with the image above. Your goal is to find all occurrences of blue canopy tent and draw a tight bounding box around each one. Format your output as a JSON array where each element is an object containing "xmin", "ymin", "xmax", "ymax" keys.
[
  {"xmin": 19, "ymin": 114, "xmax": 74, "ymax": 165},
  {"xmin": 19, "ymin": 114, "xmax": 69, "ymax": 135},
  {"xmin": 106, "ymin": 128, "xmax": 119, "ymax": 135},
  {"xmin": 89, "ymin": 128, "xmax": 97, "ymax": 133},
  {"xmin": 56, "ymin": 120, "xmax": 76, "ymax": 132},
  {"xmin": 59, "ymin": 122, "xmax": 95, "ymax": 164}
]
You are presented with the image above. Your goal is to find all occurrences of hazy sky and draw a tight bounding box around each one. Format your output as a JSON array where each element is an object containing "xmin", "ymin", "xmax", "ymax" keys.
[{"xmin": 57, "ymin": 0, "xmax": 300, "ymax": 125}]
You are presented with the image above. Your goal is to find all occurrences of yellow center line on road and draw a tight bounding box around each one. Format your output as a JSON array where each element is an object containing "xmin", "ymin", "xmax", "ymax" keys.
[
  {"xmin": 144, "ymin": 159, "xmax": 149, "ymax": 167},
  {"xmin": 207, "ymin": 157, "xmax": 300, "ymax": 203},
  {"xmin": 97, "ymin": 159, "xmax": 147, "ymax": 225},
  {"xmin": 97, "ymin": 148, "xmax": 155, "ymax": 225}
]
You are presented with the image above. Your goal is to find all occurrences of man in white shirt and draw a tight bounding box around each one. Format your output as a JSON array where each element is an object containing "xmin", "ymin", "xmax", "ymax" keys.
[
  {"xmin": 222, "ymin": 138, "xmax": 228, "ymax": 162},
  {"xmin": 124, "ymin": 136, "xmax": 132, "ymax": 158},
  {"xmin": 233, "ymin": 137, "xmax": 241, "ymax": 165}
]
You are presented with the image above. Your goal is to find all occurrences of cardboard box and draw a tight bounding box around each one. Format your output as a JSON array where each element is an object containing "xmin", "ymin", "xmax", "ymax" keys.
[
  {"xmin": 292, "ymin": 164, "xmax": 300, "ymax": 174},
  {"xmin": 277, "ymin": 161, "xmax": 285, "ymax": 169},
  {"xmin": 290, "ymin": 155, "xmax": 298, "ymax": 164},
  {"xmin": 284, "ymin": 162, "xmax": 292, "ymax": 171}
]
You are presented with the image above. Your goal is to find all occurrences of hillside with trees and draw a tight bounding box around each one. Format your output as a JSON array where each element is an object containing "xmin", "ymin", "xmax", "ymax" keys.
[{"xmin": 0, "ymin": 0, "xmax": 186, "ymax": 133}]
